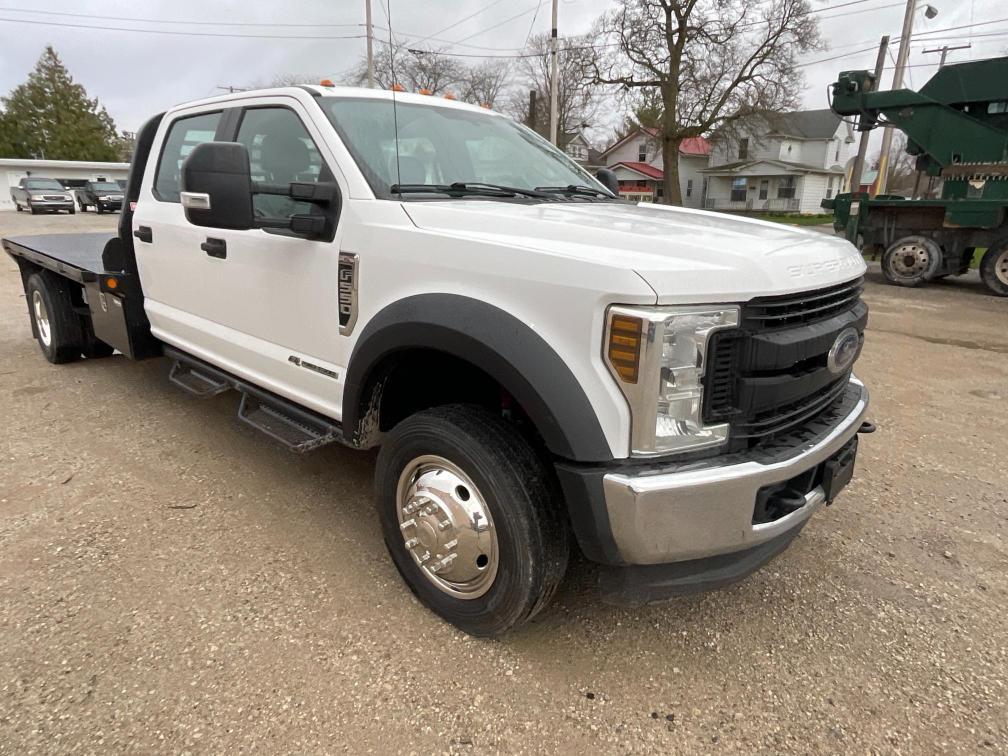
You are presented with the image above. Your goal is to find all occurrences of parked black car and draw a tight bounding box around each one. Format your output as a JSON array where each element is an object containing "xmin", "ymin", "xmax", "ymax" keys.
[{"xmin": 77, "ymin": 181, "xmax": 125, "ymax": 213}]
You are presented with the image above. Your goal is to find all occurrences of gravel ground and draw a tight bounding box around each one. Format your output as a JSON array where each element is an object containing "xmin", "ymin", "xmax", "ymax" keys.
[{"xmin": 0, "ymin": 210, "xmax": 1005, "ymax": 754}]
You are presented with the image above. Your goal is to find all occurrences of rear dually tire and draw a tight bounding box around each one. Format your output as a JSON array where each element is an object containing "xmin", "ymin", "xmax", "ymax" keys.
[{"xmin": 25, "ymin": 271, "xmax": 84, "ymax": 364}]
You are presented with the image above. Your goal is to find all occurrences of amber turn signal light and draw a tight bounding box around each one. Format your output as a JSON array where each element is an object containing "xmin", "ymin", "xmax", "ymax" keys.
[{"xmin": 608, "ymin": 314, "xmax": 643, "ymax": 384}]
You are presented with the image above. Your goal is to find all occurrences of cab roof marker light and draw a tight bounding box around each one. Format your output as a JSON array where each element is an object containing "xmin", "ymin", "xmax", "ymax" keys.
[
  {"xmin": 391, "ymin": 83, "xmax": 406, "ymax": 92},
  {"xmin": 418, "ymin": 88, "xmax": 432, "ymax": 95},
  {"xmin": 443, "ymin": 92, "xmax": 456, "ymax": 100},
  {"xmin": 319, "ymin": 79, "xmax": 335, "ymax": 87}
]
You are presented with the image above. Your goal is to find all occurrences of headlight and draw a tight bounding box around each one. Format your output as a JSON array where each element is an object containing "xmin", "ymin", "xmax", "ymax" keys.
[
  {"xmin": 605, "ymin": 304, "xmax": 739, "ymax": 456},
  {"xmin": 99, "ymin": 195, "xmax": 110, "ymax": 201}
]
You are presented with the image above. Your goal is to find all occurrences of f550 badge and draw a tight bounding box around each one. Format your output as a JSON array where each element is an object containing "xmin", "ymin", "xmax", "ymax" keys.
[{"xmin": 338, "ymin": 252, "xmax": 358, "ymax": 335}]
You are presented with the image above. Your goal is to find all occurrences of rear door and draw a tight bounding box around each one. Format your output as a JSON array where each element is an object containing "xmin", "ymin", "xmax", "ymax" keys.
[{"xmin": 133, "ymin": 107, "xmax": 229, "ymax": 346}]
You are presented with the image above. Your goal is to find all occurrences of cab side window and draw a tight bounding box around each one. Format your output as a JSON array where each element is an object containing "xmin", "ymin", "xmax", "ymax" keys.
[
  {"xmin": 235, "ymin": 107, "xmax": 330, "ymax": 220},
  {"xmin": 154, "ymin": 111, "xmax": 222, "ymax": 202}
]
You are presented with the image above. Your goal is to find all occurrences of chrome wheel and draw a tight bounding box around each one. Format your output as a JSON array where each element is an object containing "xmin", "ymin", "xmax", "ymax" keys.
[
  {"xmin": 32, "ymin": 290, "xmax": 52, "ymax": 347},
  {"xmin": 395, "ymin": 455, "xmax": 498, "ymax": 599},
  {"xmin": 887, "ymin": 240, "xmax": 932, "ymax": 279}
]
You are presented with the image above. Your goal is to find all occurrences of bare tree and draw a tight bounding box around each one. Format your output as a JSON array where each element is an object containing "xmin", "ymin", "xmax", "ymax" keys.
[
  {"xmin": 590, "ymin": 0, "xmax": 822, "ymax": 205},
  {"xmin": 458, "ymin": 61, "xmax": 510, "ymax": 109},
  {"xmin": 507, "ymin": 34, "xmax": 599, "ymax": 141},
  {"xmin": 875, "ymin": 133, "xmax": 921, "ymax": 195},
  {"xmin": 348, "ymin": 44, "xmax": 464, "ymax": 95},
  {"xmin": 269, "ymin": 73, "xmax": 325, "ymax": 87}
]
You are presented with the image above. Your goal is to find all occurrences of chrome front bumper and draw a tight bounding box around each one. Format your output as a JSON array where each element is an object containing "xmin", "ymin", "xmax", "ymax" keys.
[{"xmin": 601, "ymin": 378, "xmax": 869, "ymax": 565}]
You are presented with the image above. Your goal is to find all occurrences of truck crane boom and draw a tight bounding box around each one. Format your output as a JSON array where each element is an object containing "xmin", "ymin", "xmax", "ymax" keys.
[{"xmin": 824, "ymin": 56, "xmax": 1008, "ymax": 296}]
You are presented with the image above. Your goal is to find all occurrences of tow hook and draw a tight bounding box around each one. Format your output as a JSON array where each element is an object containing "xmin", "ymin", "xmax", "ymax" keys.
[{"xmin": 857, "ymin": 421, "xmax": 876, "ymax": 434}]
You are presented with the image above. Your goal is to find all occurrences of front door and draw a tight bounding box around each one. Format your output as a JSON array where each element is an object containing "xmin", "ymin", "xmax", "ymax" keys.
[{"xmin": 134, "ymin": 99, "xmax": 349, "ymax": 419}]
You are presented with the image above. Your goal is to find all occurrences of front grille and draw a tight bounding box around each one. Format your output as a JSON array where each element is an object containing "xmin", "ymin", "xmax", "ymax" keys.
[
  {"xmin": 43, "ymin": 195, "xmax": 67, "ymax": 201},
  {"xmin": 741, "ymin": 276, "xmax": 864, "ymax": 330},
  {"xmin": 703, "ymin": 276, "xmax": 866, "ymax": 449}
]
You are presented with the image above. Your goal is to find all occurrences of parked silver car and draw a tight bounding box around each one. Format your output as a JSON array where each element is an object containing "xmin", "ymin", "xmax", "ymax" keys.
[{"xmin": 10, "ymin": 177, "xmax": 75, "ymax": 214}]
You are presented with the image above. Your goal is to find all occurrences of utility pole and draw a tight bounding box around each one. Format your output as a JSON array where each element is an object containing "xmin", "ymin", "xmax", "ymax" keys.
[
  {"xmin": 549, "ymin": 0, "xmax": 559, "ymax": 145},
  {"xmin": 849, "ymin": 35, "xmax": 889, "ymax": 195},
  {"xmin": 922, "ymin": 42, "xmax": 970, "ymax": 68},
  {"xmin": 528, "ymin": 90, "xmax": 537, "ymax": 131},
  {"xmin": 365, "ymin": 0, "xmax": 374, "ymax": 88},
  {"xmin": 877, "ymin": 1, "xmax": 937, "ymax": 194}
]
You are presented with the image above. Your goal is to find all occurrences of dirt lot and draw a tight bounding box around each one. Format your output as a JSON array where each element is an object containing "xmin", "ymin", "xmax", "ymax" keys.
[{"xmin": 0, "ymin": 210, "xmax": 1005, "ymax": 754}]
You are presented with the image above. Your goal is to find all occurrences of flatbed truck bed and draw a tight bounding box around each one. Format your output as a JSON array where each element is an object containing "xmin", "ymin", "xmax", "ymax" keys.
[{"xmin": 3, "ymin": 233, "xmax": 115, "ymax": 283}]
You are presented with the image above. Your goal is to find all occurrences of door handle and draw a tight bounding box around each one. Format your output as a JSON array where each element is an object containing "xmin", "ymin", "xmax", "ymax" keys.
[
  {"xmin": 133, "ymin": 225, "xmax": 153, "ymax": 243},
  {"xmin": 201, "ymin": 238, "xmax": 227, "ymax": 259}
]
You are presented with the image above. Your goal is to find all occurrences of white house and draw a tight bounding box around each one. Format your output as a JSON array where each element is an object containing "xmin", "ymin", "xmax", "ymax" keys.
[
  {"xmin": 597, "ymin": 127, "xmax": 711, "ymax": 208},
  {"xmin": 1, "ymin": 158, "xmax": 130, "ymax": 211},
  {"xmin": 560, "ymin": 130, "xmax": 603, "ymax": 171},
  {"xmin": 701, "ymin": 110, "xmax": 854, "ymax": 214}
]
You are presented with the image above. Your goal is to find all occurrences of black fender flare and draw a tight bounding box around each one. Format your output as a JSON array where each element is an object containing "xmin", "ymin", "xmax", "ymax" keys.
[{"xmin": 342, "ymin": 294, "xmax": 613, "ymax": 462}]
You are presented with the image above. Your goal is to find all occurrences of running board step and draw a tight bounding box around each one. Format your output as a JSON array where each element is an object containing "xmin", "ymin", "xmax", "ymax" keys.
[
  {"xmin": 237, "ymin": 393, "xmax": 340, "ymax": 453},
  {"xmin": 169, "ymin": 360, "xmax": 230, "ymax": 397}
]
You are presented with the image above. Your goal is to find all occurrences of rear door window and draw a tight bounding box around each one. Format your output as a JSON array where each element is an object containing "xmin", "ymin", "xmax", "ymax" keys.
[{"xmin": 154, "ymin": 111, "xmax": 222, "ymax": 202}]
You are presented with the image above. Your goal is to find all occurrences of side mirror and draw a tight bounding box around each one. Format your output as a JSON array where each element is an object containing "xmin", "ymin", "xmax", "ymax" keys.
[
  {"xmin": 181, "ymin": 142, "xmax": 255, "ymax": 230},
  {"xmin": 596, "ymin": 167, "xmax": 620, "ymax": 196}
]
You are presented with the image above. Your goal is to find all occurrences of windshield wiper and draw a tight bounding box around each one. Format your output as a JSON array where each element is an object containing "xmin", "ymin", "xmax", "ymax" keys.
[
  {"xmin": 390, "ymin": 182, "xmax": 551, "ymax": 199},
  {"xmin": 535, "ymin": 184, "xmax": 615, "ymax": 199}
]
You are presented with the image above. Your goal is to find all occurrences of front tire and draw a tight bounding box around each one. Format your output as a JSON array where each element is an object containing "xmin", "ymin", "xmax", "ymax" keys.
[
  {"xmin": 882, "ymin": 235, "xmax": 941, "ymax": 287},
  {"xmin": 980, "ymin": 243, "xmax": 1008, "ymax": 297},
  {"xmin": 29, "ymin": 202, "xmax": 38, "ymax": 215},
  {"xmin": 25, "ymin": 272, "xmax": 84, "ymax": 363},
  {"xmin": 14, "ymin": 201, "xmax": 22, "ymax": 212},
  {"xmin": 375, "ymin": 405, "xmax": 569, "ymax": 637}
]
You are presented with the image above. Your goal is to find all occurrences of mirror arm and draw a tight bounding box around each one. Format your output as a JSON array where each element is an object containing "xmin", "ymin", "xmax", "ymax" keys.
[{"xmin": 251, "ymin": 180, "xmax": 338, "ymax": 204}]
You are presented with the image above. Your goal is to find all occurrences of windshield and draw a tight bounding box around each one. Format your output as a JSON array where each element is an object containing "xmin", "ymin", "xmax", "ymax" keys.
[
  {"xmin": 319, "ymin": 97, "xmax": 607, "ymax": 199},
  {"xmin": 90, "ymin": 182, "xmax": 121, "ymax": 191},
  {"xmin": 24, "ymin": 179, "xmax": 64, "ymax": 190}
]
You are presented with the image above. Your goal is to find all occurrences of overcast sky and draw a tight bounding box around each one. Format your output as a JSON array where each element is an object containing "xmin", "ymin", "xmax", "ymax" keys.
[{"xmin": 0, "ymin": 0, "xmax": 1003, "ymax": 142}]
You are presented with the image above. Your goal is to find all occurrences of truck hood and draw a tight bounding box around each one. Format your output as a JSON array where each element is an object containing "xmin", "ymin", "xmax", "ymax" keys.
[{"xmin": 401, "ymin": 200, "xmax": 865, "ymax": 303}]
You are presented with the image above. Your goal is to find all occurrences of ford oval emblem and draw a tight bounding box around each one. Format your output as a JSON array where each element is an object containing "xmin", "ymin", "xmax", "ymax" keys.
[{"xmin": 827, "ymin": 327, "xmax": 861, "ymax": 375}]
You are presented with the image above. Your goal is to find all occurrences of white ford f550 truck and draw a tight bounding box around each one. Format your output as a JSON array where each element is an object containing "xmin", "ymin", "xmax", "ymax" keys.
[{"xmin": 3, "ymin": 86, "xmax": 871, "ymax": 636}]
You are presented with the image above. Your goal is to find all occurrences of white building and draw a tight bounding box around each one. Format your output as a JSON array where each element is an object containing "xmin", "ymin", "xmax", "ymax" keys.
[
  {"xmin": 2, "ymin": 158, "xmax": 130, "ymax": 211},
  {"xmin": 597, "ymin": 128, "xmax": 711, "ymax": 208},
  {"xmin": 702, "ymin": 110, "xmax": 854, "ymax": 214}
]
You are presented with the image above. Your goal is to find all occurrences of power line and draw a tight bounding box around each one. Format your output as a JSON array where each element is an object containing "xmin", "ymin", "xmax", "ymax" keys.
[
  {"xmin": 449, "ymin": 3, "xmax": 542, "ymax": 47},
  {"xmin": 409, "ymin": 0, "xmax": 510, "ymax": 48},
  {"xmin": 0, "ymin": 5, "xmax": 364, "ymax": 27},
  {"xmin": 0, "ymin": 16, "xmax": 368, "ymax": 39},
  {"xmin": 524, "ymin": 0, "xmax": 545, "ymax": 49},
  {"xmin": 809, "ymin": 0, "xmax": 895, "ymax": 11},
  {"xmin": 814, "ymin": 1, "xmax": 904, "ymax": 19}
]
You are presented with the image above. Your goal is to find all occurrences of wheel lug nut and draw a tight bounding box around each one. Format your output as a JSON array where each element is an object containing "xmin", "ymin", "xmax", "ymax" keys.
[
  {"xmin": 400, "ymin": 518, "xmax": 416, "ymax": 531},
  {"xmin": 404, "ymin": 537, "xmax": 418, "ymax": 548},
  {"xmin": 443, "ymin": 538, "xmax": 458, "ymax": 550},
  {"xmin": 438, "ymin": 519, "xmax": 452, "ymax": 531}
]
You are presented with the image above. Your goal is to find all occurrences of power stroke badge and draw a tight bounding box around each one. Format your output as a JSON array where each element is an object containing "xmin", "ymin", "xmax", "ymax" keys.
[{"xmin": 338, "ymin": 251, "xmax": 358, "ymax": 335}]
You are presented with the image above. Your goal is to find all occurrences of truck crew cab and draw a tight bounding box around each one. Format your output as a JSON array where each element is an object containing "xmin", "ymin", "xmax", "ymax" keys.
[{"xmin": 3, "ymin": 86, "xmax": 871, "ymax": 636}]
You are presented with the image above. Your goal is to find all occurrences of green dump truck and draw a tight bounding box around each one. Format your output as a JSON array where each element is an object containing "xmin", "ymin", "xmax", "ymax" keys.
[{"xmin": 823, "ymin": 57, "xmax": 1008, "ymax": 297}]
